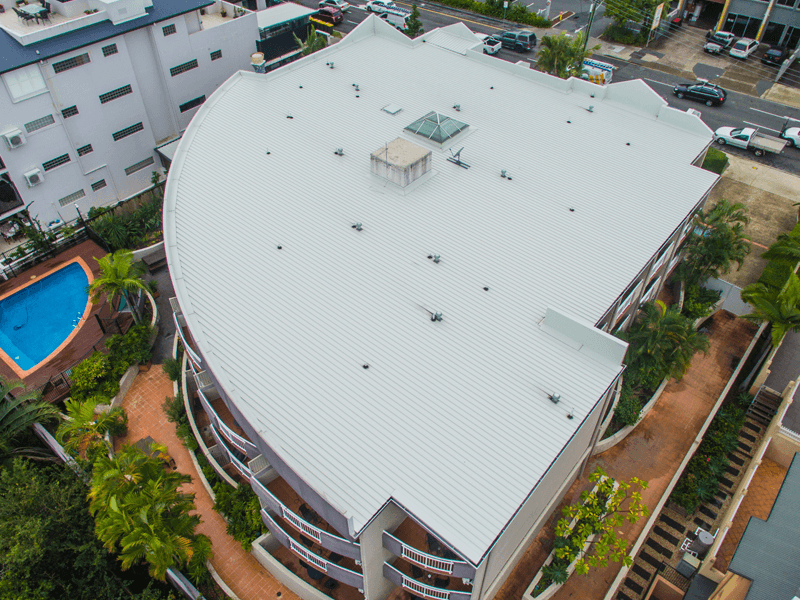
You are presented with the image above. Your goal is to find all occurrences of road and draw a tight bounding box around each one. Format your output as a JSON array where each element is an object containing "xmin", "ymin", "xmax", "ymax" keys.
[{"xmin": 301, "ymin": 0, "xmax": 800, "ymax": 173}]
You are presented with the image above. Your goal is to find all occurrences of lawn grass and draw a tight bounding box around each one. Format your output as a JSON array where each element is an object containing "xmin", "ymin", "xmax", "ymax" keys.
[{"xmin": 702, "ymin": 147, "xmax": 729, "ymax": 175}]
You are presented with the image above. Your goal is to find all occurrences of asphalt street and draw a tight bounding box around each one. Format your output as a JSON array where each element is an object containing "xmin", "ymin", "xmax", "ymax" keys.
[{"xmin": 302, "ymin": 0, "xmax": 800, "ymax": 173}]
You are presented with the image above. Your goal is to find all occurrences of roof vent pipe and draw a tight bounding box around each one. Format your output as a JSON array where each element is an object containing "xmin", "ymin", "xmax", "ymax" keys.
[
  {"xmin": 327, "ymin": 61, "xmax": 335, "ymax": 69},
  {"xmin": 587, "ymin": 105, "xmax": 594, "ymax": 112},
  {"xmin": 334, "ymin": 148, "xmax": 344, "ymax": 156},
  {"xmin": 453, "ymin": 104, "xmax": 461, "ymax": 111},
  {"xmin": 431, "ymin": 311, "xmax": 443, "ymax": 322},
  {"xmin": 433, "ymin": 254, "xmax": 441, "ymax": 263},
  {"xmin": 549, "ymin": 392, "xmax": 561, "ymax": 404},
  {"xmin": 351, "ymin": 222, "xmax": 363, "ymax": 231}
]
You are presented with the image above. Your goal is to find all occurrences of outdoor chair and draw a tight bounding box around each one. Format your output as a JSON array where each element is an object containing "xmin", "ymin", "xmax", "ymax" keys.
[
  {"xmin": 411, "ymin": 565, "xmax": 423, "ymax": 579},
  {"xmin": 21, "ymin": 11, "xmax": 36, "ymax": 24},
  {"xmin": 39, "ymin": 9, "xmax": 51, "ymax": 23}
]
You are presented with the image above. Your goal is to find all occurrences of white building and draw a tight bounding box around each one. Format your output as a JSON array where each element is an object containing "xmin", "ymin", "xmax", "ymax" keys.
[
  {"xmin": 0, "ymin": 0, "xmax": 259, "ymax": 226},
  {"xmin": 164, "ymin": 18, "xmax": 719, "ymax": 600}
]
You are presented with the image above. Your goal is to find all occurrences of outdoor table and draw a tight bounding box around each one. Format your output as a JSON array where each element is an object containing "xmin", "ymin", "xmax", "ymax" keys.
[{"xmin": 19, "ymin": 4, "xmax": 46, "ymax": 17}]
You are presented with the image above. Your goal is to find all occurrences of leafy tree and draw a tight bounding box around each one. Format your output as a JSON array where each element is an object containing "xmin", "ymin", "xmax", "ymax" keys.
[
  {"xmin": 212, "ymin": 481, "xmax": 267, "ymax": 550},
  {"xmin": 0, "ymin": 377, "xmax": 59, "ymax": 459},
  {"xmin": 552, "ymin": 467, "xmax": 648, "ymax": 578},
  {"xmin": 88, "ymin": 250, "xmax": 149, "ymax": 324},
  {"xmin": 760, "ymin": 230, "xmax": 800, "ymax": 267},
  {"xmin": 742, "ymin": 273, "xmax": 800, "ymax": 346},
  {"xmin": 536, "ymin": 33, "xmax": 598, "ymax": 79},
  {"xmin": 293, "ymin": 25, "xmax": 341, "ymax": 56},
  {"xmin": 89, "ymin": 445, "xmax": 211, "ymax": 581},
  {"xmin": 0, "ymin": 458, "xmax": 175, "ymax": 600},
  {"xmin": 676, "ymin": 199, "xmax": 750, "ymax": 287},
  {"xmin": 57, "ymin": 398, "xmax": 128, "ymax": 461},
  {"xmin": 622, "ymin": 300, "xmax": 710, "ymax": 386},
  {"xmin": 603, "ymin": 0, "xmax": 664, "ymax": 30},
  {"xmin": 405, "ymin": 4, "xmax": 424, "ymax": 38}
]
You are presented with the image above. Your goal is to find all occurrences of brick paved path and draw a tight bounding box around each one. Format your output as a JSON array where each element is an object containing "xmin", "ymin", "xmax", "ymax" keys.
[{"xmin": 115, "ymin": 368, "xmax": 300, "ymax": 600}]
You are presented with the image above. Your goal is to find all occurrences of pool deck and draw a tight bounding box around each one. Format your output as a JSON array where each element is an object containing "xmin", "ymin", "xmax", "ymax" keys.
[{"xmin": 0, "ymin": 240, "xmax": 117, "ymax": 393}]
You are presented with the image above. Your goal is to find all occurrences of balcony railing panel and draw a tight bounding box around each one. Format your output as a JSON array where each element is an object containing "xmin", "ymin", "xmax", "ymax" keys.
[
  {"xmin": 383, "ymin": 563, "xmax": 471, "ymax": 600},
  {"xmin": 197, "ymin": 389, "xmax": 257, "ymax": 456},
  {"xmin": 262, "ymin": 510, "xmax": 364, "ymax": 589},
  {"xmin": 250, "ymin": 477, "xmax": 361, "ymax": 559},
  {"xmin": 209, "ymin": 423, "xmax": 250, "ymax": 478},
  {"xmin": 172, "ymin": 312, "xmax": 203, "ymax": 367},
  {"xmin": 383, "ymin": 532, "xmax": 476, "ymax": 579}
]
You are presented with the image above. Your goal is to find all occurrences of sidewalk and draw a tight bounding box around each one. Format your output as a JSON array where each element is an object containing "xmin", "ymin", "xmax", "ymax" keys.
[
  {"xmin": 493, "ymin": 312, "xmax": 758, "ymax": 600},
  {"xmin": 115, "ymin": 368, "xmax": 300, "ymax": 600}
]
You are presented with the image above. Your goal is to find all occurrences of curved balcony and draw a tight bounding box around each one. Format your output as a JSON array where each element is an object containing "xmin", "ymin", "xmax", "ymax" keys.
[
  {"xmin": 170, "ymin": 298, "xmax": 203, "ymax": 368},
  {"xmin": 383, "ymin": 563, "xmax": 471, "ymax": 600},
  {"xmin": 261, "ymin": 509, "xmax": 364, "ymax": 591},
  {"xmin": 198, "ymin": 388, "xmax": 258, "ymax": 457},
  {"xmin": 382, "ymin": 532, "xmax": 475, "ymax": 579},
  {"xmin": 250, "ymin": 476, "xmax": 361, "ymax": 561},
  {"xmin": 209, "ymin": 422, "xmax": 253, "ymax": 479}
]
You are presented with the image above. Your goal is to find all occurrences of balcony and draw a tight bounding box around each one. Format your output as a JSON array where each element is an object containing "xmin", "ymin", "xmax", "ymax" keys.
[
  {"xmin": 383, "ymin": 563, "xmax": 472, "ymax": 600},
  {"xmin": 170, "ymin": 298, "xmax": 204, "ymax": 369},
  {"xmin": 250, "ymin": 475, "xmax": 361, "ymax": 561},
  {"xmin": 383, "ymin": 518, "xmax": 475, "ymax": 580},
  {"xmin": 195, "ymin": 386, "xmax": 258, "ymax": 458}
]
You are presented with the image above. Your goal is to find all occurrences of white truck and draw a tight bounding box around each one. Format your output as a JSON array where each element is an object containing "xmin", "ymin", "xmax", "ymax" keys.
[
  {"xmin": 713, "ymin": 126, "xmax": 788, "ymax": 157},
  {"xmin": 378, "ymin": 9, "xmax": 410, "ymax": 31},
  {"xmin": 475, "ymin": 33, "xmax": 501, "ymax": 55}
]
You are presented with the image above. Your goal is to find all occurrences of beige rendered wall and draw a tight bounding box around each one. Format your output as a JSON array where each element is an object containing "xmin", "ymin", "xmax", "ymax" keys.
[
  {"xmin": 478, "ymin": 397, "xmax": 605, "ymax": 599},
  {"xmin": 765, "ymin": 429, "xmax": 800, "ymax": 468}
]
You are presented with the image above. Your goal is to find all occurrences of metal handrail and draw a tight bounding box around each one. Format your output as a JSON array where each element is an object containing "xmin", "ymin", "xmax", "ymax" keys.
[
  {"xmin": 197, "ymin": 388, "xmax": 255, "ymax": 455},
  {"xmin": 173, "ymin": 312, "xmax": 202, "ymax": 366},
  {"xmin": 384, "ymin": 532, "xmax": 457, "ymax": 574}
]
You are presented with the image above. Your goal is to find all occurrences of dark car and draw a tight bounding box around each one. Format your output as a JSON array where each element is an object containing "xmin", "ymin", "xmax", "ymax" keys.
[
  {"xmin": 704, "ymin": 31, "xmax": 736, "ymax": 53},
  {"xmin": 762, "ymin": 46, "xmax": 789, "ymax": 66},
  {"xmin": 314, "ymin": 6, "xmax": 343, "ymax": 25},
  {"xmin": 673, "ymin": 81, "xmax": 727, "ymax": 107},
  {"xmin": 498, "ymin": 30, "xmax": 537, "ymax": 52}
]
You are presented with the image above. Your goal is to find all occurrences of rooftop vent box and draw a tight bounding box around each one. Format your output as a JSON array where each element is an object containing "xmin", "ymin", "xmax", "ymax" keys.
[{"xmin": 370, "ymin": 138, "xmax": 431, "ymax": 188}]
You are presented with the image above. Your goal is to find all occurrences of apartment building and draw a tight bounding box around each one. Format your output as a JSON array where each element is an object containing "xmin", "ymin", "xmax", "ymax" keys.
[
  {"xmin": 0, "ymin": 0, "xmax": 258, "ymax": 226},
  {"xmin": 164, "ymin": 18, "xmax": 720, "ymax": 600}
]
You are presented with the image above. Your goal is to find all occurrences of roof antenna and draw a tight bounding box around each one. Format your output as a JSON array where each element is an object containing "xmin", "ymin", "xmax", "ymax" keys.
[{"xmin": 447, "ymin": 147, "xmax": 470, "ymax": 169}]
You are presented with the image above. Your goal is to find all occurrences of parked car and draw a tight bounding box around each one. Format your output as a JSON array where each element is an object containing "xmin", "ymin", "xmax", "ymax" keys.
[
  {"xmin": 314, "ymin": 6, "xmax": 343, "ymax": 25},
  {"xmin": 729, "ymin": 38, "xmax": 759, "ymax": 59},
  {"xmin": 319, "ymin": 0, "xmax": 349, "ymax": 11},
  {"xmin": 366, "ymin": 0, "xmax": 407, "ymax": 14},
  {"xmin": 497, "ymin": 30, "xmax": 537, "ymax": 52},
  {"xmin": 378, "ymin": 10, "xmax": 409, "ymax": 31},
  {"xmin": 780, "ymin": 126, "xmax": 800, "ymax": 148},
  {"xmin": 672, "ymin": 81, "xmax": 727, "ymax": 106},
  {"xmin": 762, "ymin": 46, "xmax": 789, "ymax": 66},
  {"xmin": 714, "ymin": 126, "xmax": 787, "ymax": 157},
  {"xmin": 475, "ymin": 33, "xmax": 501, "ymax": 55},
  {"xmin": 704, "ymin": 31, "xmax": 736, "ymax": 54}
]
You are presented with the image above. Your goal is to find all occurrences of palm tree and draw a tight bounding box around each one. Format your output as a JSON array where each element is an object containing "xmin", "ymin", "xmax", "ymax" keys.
[
  {"xmin": 536, "ymin": 33, "xmax": 599, "ymax": 79},
  {"xmin": 742, "ymin": 273, "xmax": 800, "ymax": 346},
  {"xmin": 624, "ymin": 300, "xmax": 710, "ymax": 384},
  {"xmin": 89, "ymin": 444, "xmax": 211, "ymax": 580},
  {"xmin": 87, "ymin": 250, "xmax": 149, "ymax": 324},
  {"xmin": 760, "ymin": 231, "xmax": 800, "ymax": 267},
  {"xmin": 56, "ymin": 398, "xmax": 127, "ymax": 460},
  {"xmin": 0, "ymin": 377, "xmax": 60, "ymax": 459}
]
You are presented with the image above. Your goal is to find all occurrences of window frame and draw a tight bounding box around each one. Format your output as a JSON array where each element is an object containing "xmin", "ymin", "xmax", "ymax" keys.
[{"xmin": 2, "ymin": 64, "xmax": 48, "ymax": 103}]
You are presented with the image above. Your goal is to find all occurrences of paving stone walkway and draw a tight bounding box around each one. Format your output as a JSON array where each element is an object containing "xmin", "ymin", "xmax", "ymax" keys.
[
  {"xmin": 115, "ymin": 368, "xmax": 300, "ymax": 600},
  {"xmin": 493, "ymin": 311, "xmax": 758, "ymax": 600}
]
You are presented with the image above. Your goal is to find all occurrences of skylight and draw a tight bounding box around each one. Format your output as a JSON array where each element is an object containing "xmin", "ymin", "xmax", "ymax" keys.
[{"xmin": 404, "ymin": 112, "xmax": 468, "ymax": 144}]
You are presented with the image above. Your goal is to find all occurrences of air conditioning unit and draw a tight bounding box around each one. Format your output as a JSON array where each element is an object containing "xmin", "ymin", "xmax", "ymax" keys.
[
  {"xmin": 3, "ymin": 129, "xmax": 26, "ymax": 149},
  {"xmin": 23, "ymin": 168, "xmax": 43, "ymax": 187}
]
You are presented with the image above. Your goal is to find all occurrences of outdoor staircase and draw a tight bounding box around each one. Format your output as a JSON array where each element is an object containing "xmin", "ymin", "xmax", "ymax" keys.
[{"xmin": 746, "ymin": 388, "xmax": 782, "ymax": 427}]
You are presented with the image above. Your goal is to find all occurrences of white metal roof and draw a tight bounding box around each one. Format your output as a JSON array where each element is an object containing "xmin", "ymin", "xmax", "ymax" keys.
[
  {"xmin": 164, "ymin": 17, "xmax": 717, "ymax": 564},
  {"xmin": 256, "ymin": 2, "xmax": 317, "ymax": 28}
]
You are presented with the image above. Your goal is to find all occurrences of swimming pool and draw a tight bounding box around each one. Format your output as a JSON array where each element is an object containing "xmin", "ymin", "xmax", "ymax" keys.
[{"xmin": 0, "ymin": 262, "xmax": 89, "ymax": 371}]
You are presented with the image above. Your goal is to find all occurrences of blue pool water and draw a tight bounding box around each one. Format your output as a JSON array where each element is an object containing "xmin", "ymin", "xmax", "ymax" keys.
[{"xmin": 0, "ymin": 262, "xmax": 89, "ymax": 371}]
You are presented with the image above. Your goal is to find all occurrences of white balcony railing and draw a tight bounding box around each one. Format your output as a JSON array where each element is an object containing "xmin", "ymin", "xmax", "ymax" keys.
[
  {"xmin": 172, "ymin": 312, "xmax": 203, "ymax": 366},
  {"xmin": 197, "ymin": 388, "xmax": 256, "ymax": 455},
  {"xmin": 209, "ymin": 423, "xmax": 251, "ymax": 479},
  {"xmin": 383, "ymin": 532, "xmax": 475, "ymax": 579}
]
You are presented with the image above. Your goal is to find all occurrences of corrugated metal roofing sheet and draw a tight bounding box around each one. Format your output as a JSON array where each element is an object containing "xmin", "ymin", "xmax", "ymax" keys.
[
  {"xmin": 256, "ymin": 3, "xmax": 317, "ymax": 29},
  {"xmin": 164, "ymin": 19, "xmax": 718, "ymax": 564},
  {"xmin": 424, "ymin": 29, "xmax": 482, "ymax": 55}
]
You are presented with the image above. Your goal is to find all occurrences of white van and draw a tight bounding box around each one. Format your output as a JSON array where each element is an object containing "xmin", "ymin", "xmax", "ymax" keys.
[
  {"xmin": 379, "ymin": 10, "xmax": 410, "ymax": 31},
  {"xmin": 581, "ymin": 59, "xmax": 614, "ymax": 84}
]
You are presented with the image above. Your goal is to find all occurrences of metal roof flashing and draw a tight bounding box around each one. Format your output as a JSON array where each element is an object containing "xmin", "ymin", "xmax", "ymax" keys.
[{"xmin": 541, "ymin": 307, "xmax": 628, "ymax": 368}]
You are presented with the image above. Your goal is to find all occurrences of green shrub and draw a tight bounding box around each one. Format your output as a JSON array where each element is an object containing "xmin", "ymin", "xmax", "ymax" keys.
[
  {"xmin": 702, "ymin": 148, "xmax": 728, "ymax": 175},
  {"xmin": 70, "ymin": 352, "xmax": 118, "ymax": 401},
  {"xmin": 432, "ymin": 0, "xmax": 550, "ymax": 28},
  {"xmin": 162, "ymin": 357, "xmax": 182, "ymax": 382},
  {"xmin": 682, "ymin": 283, "xmax": 722, "ymax": 320},
  {"xmin": 602, "ymin": 24, "xmax": 646, "ymax": 45},
  {"xmin": 105, "ymin": 406, "xmax": 129, "ymax": 437},
  {"xmin": 105, "ymin": 323, "xmax": 153, "ymax": 378},
  {"xmin": 613, "ymin": 385, "xmax": 642, "ymax": 427},
  {"xmin": 212, "ymin": 481, "xmax": 268, "ymax": 551},
  {"xmin": 163, "ymin": 392, "xmax": 199, "ymax": 451}
]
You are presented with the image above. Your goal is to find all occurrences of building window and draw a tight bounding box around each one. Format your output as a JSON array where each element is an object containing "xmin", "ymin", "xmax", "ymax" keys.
[
  {"xmin": 179, "ymin": 95, "xmax": 206, "ymax": 113},
  {"xmin": 58, "ymin": 189, "xmax": 85, "ymax": 206},
  {"xmin": 61, "ymin": 105, "xmax": 79, "ymax": 119},
  {"xmin": 42, "ymin": 153, "xmax": 71, "ymax": 171},
  {"xmin": 99, "ymin": 84, "xmax": 133, "ymax": 104},
  {"xmin": 77, "ymin": 143, "xmax": 94, "ymax": 156},
  {"xmin": 125, "ymin": 156, "xmax": 154, "ymax": 176},
  {"xmin": 24, "ymin": 114, "xmax": 55, "ymax": 133},
  {"xmin": 102, "ymin": 43, "xmax": 119, "ymax": 57},
  {"xmin": 2, "ymin": 64, "xmax": 47, "ymax": 102},
  {"xmin": 162, "ymin": 23, "xmax": 177, "ymax": 36},
  {"xmin": 112, "ymin": 122, "xmax": 144, "ymax": 142},
  {"xmin": 169, "ymin": 59, "xmax": 198, "ymax": 77},
  {"xmin": 210, "ymin": 49, "xmax": 222, "ymax": 61},
  {"xmin": 91, "ymin": 179, "xmax": 107, "ymax": 192},
  {"xmin": 53, "ymin": 53, "xmax": 91, "ymax": 74}
]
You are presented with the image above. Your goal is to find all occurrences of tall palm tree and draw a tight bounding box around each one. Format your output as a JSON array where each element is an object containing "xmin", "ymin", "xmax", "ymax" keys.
[
  {"xmin": 89, "ymin": 444, "xmax": 211, "ymax": 580},
  {"xmin": 56, "ymin": 398, "xmax": 126, "ymax": 460},
  {"xmin": 0, "ymin": 378, "xmax": 60, "ymax": 459},
  {"xmin": 742, "ymin": 273, "xmax": 800, "ymax": 346},
  {"xmin": 87, "ymin": 250, "xmax": 149, "ymax": 324},
  {"xmin": 760, "ymin": 231, "xmax": 800, "ymax": 267},
  {"xmin": 536, "ymin": 33, "xmax": 598, "ymax": 79}
]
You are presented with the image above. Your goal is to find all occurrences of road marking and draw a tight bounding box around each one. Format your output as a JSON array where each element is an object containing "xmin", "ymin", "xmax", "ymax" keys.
[
  {"xmin": 743, "ymin": 120, "xmax": 781, "ymax": 134},
  {"xmin": 750, "ymin": 107, "xmax": 787, "ymax": 120},
  {"xmin": 527, "ymin": 2, "xmax": 536, "ymax": 6},
  {"xmin": 643, "ymin": 78, "xmax": 674, "ymax": 87},
  {"xmin": 347, "ymin": 19, "xmax": 360, "ymax": 23}
]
